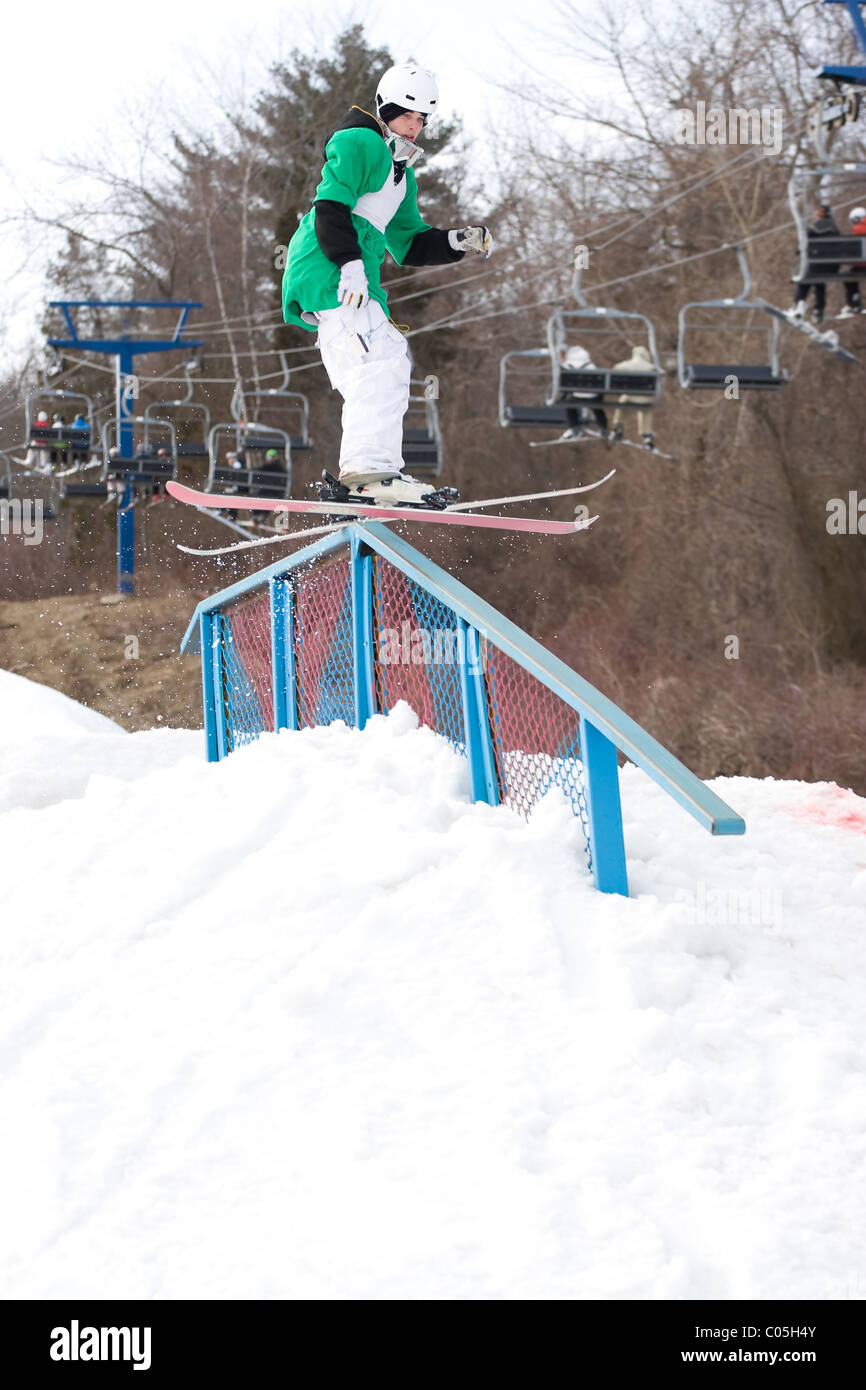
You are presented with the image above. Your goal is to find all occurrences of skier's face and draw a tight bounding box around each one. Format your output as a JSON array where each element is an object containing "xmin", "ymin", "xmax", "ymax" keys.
[{"xmin": 388, "ymin": 111, "xmax": 425, "ymax": 141}]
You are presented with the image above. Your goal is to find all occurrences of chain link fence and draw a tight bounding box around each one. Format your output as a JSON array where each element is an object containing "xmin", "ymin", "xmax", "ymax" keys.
[{"xmin": 185, "ymin": 522, "xmax": 746, "ymax": 896}]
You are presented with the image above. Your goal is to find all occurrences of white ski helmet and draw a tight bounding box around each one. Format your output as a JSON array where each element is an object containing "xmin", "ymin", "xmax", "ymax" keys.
[
  {"xmin": 563, "ymin": 345, "xmax": 592, "ymax": 370},
  {"xmin": 375, "ymin": 63, "xmax": 439, "ymax": 119},
  {"xmin": 849, "ymin": 206, "xmax": 866, "ymax": 221}
]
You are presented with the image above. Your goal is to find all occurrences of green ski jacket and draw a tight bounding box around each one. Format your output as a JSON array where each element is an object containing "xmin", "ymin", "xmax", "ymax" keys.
[{"xmin": 282, "ymin": 107, "xmax": 462, "ymax": 332}]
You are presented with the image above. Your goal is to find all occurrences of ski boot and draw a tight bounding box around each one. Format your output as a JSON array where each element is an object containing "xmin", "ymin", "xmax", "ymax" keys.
[
  {"xmin": 318, "ymin": 470, "xmax": 458, "ymax": 512},
  {"xmin": 642, "ymin": 433, "xmax": 655, "ymax": 451},
  {"xmin": 612, "ymin": 423, "xmax": 624, "ymax": 443},
  {"xmin": 811, "ymin": 306, "xmax": 824, "ymax": 326}
]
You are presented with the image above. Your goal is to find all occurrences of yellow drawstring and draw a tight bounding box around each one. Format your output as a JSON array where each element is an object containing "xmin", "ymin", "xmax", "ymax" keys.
[{"xmin": 350, "ymin": 105, "xmax": 388, "ymax": 138}]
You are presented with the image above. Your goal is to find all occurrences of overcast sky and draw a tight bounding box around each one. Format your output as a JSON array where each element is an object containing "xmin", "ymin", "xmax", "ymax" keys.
[{"xmin": 1, "ymin": 0, "xmax": 595, "ymax": 372}]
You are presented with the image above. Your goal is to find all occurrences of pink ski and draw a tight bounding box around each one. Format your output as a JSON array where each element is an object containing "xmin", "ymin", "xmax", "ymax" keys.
[{"xmin": 166, "ymin": 481, "xmax": 595, "ymax": 536}]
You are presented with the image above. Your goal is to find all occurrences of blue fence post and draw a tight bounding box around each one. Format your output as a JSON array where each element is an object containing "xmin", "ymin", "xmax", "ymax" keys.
[
  {"xmin": 270, "ymin": 575, "xmax": 298, "ymax": 731},
  {"xmin": 350, "ymin": 535, "xmax": 375, "ymax": 729},
  {"xmin": 199, "ymin": 610, "xmax": 226, "ymax": 762},
  {"xmin": 457, "ymin": 617, "xmax": 500, "ymax": 806},
  {"xmin": 582, "ymin": 717, "xmax": 629, "ymax": 895}
]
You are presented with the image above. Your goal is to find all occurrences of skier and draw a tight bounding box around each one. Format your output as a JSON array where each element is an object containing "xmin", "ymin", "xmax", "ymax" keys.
[
  {"xmin": 26, "ymin": 410, "xmax": 51, "ymax": 473},
  {"xmin": 790, "ymin": 204, "xmax": 858, "ymax": 324},
  {"xmin": 559, "ymin": 344, "xmax": 608, "ymax": 441},
  {"xmin": 50, "ymin": 413, "xmax": 67, "ymax": 465},
  {"xmin": 221, "ymin": 449, "xmax": 246, "ymax": 521},
  {"xmin": 250, "ymin": 446, "xmax": 286, "ymax": 517},
  {"xmin": 837, "ymin": 206, "xmax": 866, "ymax": 318},
  {"xmin": 258, "ymin": 446, "xmax": 284, "ymax": 475},
  {"xmin": 281, "ymin": 62, "xmax": 493, "ymax": 507},
  {"xmin": 610, "ymin": 344, "xmax": 662, "ymax": 450}
]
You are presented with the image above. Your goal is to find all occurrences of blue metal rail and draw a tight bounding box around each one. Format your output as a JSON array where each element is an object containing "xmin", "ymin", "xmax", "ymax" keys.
[{"xmin": 180, "ymin": 522, "xmax": 745, "ymax": 896}]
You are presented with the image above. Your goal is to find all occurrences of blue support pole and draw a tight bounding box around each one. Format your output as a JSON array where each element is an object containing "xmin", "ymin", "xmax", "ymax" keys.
[
  {"xmin": 350, "ymin": 535, "xmax": 375, "ymax": 730},
  {"xmin": 46, "ymin": 301, "xmax": 203, "ymax": 598},
  {"xmin": 582, "ymin": 717, "xmax": 629, "ymax": 895},
  {"xmin": 117, "ymin": 345, "xmax": 136, "ymax": 595},
  {"xmin": 840, "ymin": 0, "xmax": 866, "ymax": 60},
  {"xmin": 270, "ymin": 575, "xmax": 298, "ymax": 731},
  {"xmin": 199, "ymin": 611, "xmax": 223, "ymax": 763},
  {"xmin": 212, "ymin": 612, "xmax": 229, "ymax": 760},
  {"xmin": 457, "ymin": 617, "xmax": 500, "ymax": 806}
]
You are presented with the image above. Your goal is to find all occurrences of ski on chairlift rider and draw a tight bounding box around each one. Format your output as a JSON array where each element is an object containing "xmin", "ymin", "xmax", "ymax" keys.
[{"xmin": 281, "ymin": 62, "xmax": 493, "ymax": 507}]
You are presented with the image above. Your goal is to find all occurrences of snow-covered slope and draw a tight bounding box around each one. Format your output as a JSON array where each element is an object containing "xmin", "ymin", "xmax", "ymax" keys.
[{"xmin": 0, "ymin": 673, "xmax": 864, "ymax": 1299}]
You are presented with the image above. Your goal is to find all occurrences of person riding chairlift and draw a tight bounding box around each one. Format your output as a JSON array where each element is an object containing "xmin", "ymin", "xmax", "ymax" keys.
[
  {"xmin": 790, "ymin": 204, "xmax": 860, "ymax": 324},
  {"xmin": 248, "ymin": 447, "xmax": 286, "ymax": 517},
  {"xmin": 560, "ymin": 344, "xmax": 608, "ymax": 441},
  {"xmin": 49, "ymin": 413, "xmax": 66, "ymax": 465},
  {"xmin": 27, "ymin": 410, "xmax": 51, "ymax": 472},
  {"xmin": 259, "ymin": 447, "xmax": 284, "ymax": 474},
  {"xmin": 610, "ymin": 344, "xmax": 662, "ymax": 451},
  {"xmin": 837, "ymin": 206, "xmax": 866, "ymax": 318}
]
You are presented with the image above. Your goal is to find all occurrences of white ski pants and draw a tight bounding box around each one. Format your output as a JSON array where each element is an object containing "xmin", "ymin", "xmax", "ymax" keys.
[{"xmin": 315, "ymin": 301, "xmax": 411, "ymax": 478}]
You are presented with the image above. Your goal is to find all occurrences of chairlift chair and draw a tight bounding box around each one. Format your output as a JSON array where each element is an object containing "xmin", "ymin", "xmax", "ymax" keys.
[
  {"xmin": 232, "ymin": 353, "xmax": 312, "ymax": 454},
  {"xmin": 547, "ymin": 305, "xmax": 661, "ymax": 400},
  {"xmin": 677, "ymin": 245, "xmax": 788, "ymax": 389},
  {"xmin": 24, "ymin": 387, "xmax": 95, "ymax": 472},
  {"xmin": 400, "ymin": 349, "xmax": 443, "ymax": 476},
  {"xmin": 206, "ymin": 422, "xmax": 292, "ymax": 502},
  {"xmin": 62, "ymin": 417, "xmax": 178, "ymax": 500},
  {"xmin": 143, "ymin": 363, "xmax": 211, "ymax": 460},
  {"xmin": 499, "ymin": 254, "xmax": 662, "ymax": 429},
  {"xmin": 788, "ymin": 164, "xmax": 866, "ymax": 284},
  {"xmin": 499, "ymin": 348, "xmax": 572, "ymax": 429},
  {"xmin": 402, "ymin": 379, "xmax": 444, "ymax": 476}
]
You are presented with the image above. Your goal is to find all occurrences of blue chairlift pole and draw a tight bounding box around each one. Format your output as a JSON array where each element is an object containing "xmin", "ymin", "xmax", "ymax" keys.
[
  {"xmin": 820, "ymin": 1, "xmax": 866, "ymax": 82},
  {"xmin": 47, "ymin": 300, "xmax": 203, "ymax": 595}
]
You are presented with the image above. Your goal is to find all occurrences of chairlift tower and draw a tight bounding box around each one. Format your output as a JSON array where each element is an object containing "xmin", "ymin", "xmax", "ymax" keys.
[
  {"xmin": 47, "ymin": 300, "xmax": 202, "ymax": 594},
  {"xmin": 819, "ymin": 0, "xmax": 866, "ymax": 87},
  {"xmin": 808, "ymin": 1, "xmax": 866, "ymax": 159}
]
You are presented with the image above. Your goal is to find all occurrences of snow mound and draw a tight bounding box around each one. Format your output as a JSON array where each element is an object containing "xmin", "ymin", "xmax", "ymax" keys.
[
  {"xmin": 1, "ymin": 685, "xmax": 865, "ymax": 1300},
  {"xmin": 0, "ymin": 669, "xmax": 122, "ymax": 742},
  {"xmin": 0, "ymin": 669, "xmax": 201, "ymax": 815}
]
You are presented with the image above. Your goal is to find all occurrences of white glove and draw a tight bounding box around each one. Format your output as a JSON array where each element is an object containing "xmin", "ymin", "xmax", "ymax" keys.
[
  {"xmin": 337, "ymin": 258, "xmax": 369, "ymax": 308},
  {"xmin": 448, "ymin": 225, "xmax": 494, "ymax": 258}
]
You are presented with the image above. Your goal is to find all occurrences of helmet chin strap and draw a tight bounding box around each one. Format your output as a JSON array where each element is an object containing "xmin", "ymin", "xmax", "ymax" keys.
[{"xmin": 385, "ymin": 130, "xmax": 424, "ymax": 167}]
